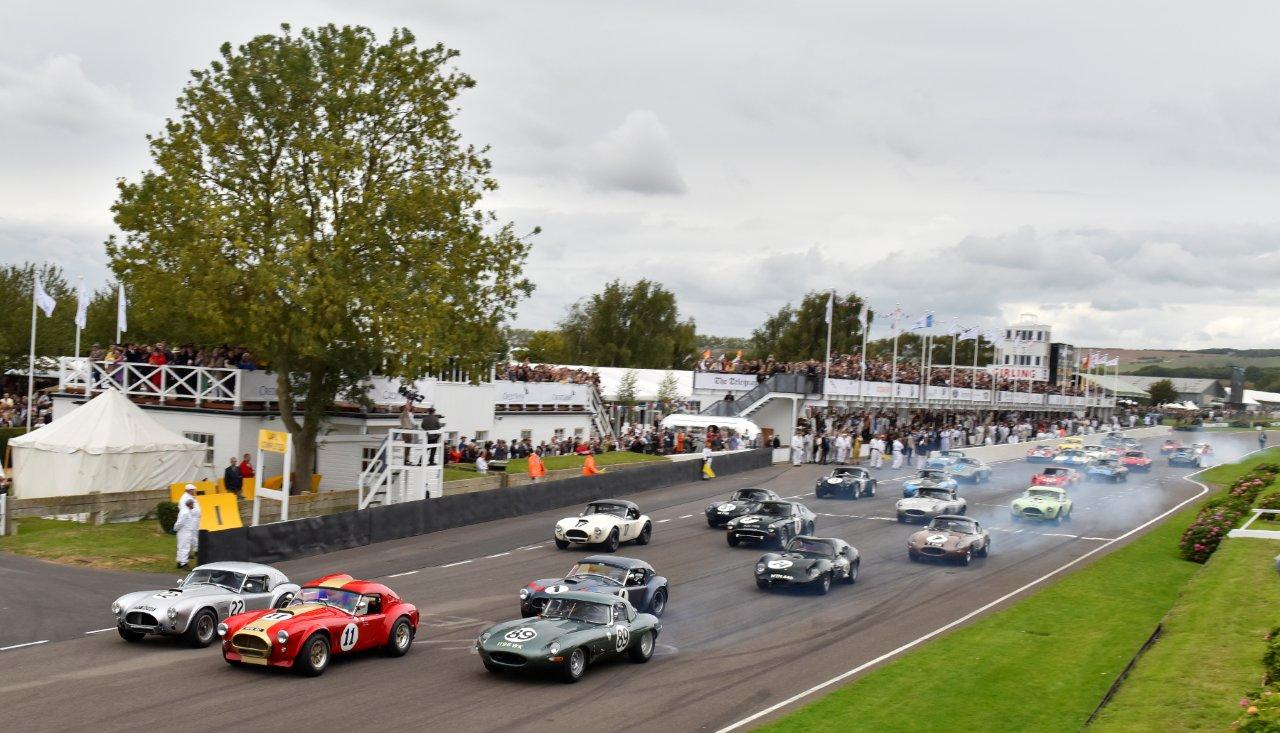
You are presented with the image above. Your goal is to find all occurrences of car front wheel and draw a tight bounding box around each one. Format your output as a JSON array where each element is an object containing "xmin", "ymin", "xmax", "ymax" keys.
[
  {"xmin": 727, "ymin": 533, "xmax": 740, "ymax": 547},
  {"xmin": 554, "ymin": 538, "xmax": 569, "ymax": 550},
  {"xmin": 845, "ymin": 560, "xmax": 859, "ymax": 584},
  {"xmin": 184, "ymin": 608, "xmax": 218, "ymax": 648},
  {"xmin": 648, "ymin": 588, "xmax": 667, "ymax": 617},
  {"xmin": 297, "ymin": 633, "xmax": 330, "ymax": 677},
  {"xmin": 815, "ymin": 573, "xmax": 831, "ymax": 595},
  {"xmin": 603, "ymin": 530, "xmax": 620, "ymax": 553},
  {"xmin": 117, "ymin": 626, "xmax": 145, "ymax": 643},
  {"xmin": 635, "ymin": 523, "xmax": 652, "ymax": 545},
  {"xmin": 561, "ymin": 647, "xmax": 587, "ymax": 683},
  {"xmin": 628, "ymin": 630, "xmax": 655, "ymax": 663},
  {"xmin": 960, "ymin": 550, "xmax": 973, "ymax": 566},
  {"xmin": 385, "ymin": 616, "xmax": 412, "ymax": 657}
]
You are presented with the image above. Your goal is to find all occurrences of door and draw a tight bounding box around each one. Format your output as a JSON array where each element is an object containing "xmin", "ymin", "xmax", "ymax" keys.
[
  {"xmin": 622, "ymin": 569, "xmax": 649, "ymax": 608},
  {"xmin": 349, "ymin": 594, "xmax": 385, "ymax": 653},
  {"xmin": 239, "ymin": 575, "xmax": 273, "ymax": 612}
]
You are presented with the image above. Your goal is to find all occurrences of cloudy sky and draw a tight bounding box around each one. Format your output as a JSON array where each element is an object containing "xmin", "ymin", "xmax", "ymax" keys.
[{"xmin": 4, "ymin": 1, "xmax": 1280, "ymax": 348}]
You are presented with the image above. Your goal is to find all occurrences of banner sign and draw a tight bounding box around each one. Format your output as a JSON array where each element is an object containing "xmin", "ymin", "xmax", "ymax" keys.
[
  {"xmin": 492, "ymin": 380, "xmax": 589, "ymax": 406},
  {"xmin": 987, "ymin": 365, "xmax": 1049, "ymax": 382},
  {"xmin": 693, "ymin": 372, "xmax": 761, "ymax": 392},
  {"xmin": 258, "ymin": 429, "xmax": 290, "ymax": 453}
]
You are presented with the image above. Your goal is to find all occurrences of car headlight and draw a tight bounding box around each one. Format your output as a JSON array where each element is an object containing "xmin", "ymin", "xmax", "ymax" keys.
[
  {"xmin": 519, "ymin": 588, "xmax": 529, "ymax": 600},
  {"xmin": 755, "ymin": 563, "xmax": 766, "ymax": 574},
  {"xmin": 479, "ymin": 631, "xmax": 492, "ymax": 643},
  {"xmin": 809, "ymin": 567, "xmax": 821, "ymax": 578},
  {"xmin": 555, "ymin": 526, "xmax": 564, "ymax": 536},
  {"xmin": 216, "ymin": 622, "xmax": 228, "ymax": 637},
  {"xmin": 276, "ymin": 630, "xmax": 289, "ymax": 645},
  {"xmin": 766, "ymin": 526, "xmax": 777, "ymax": 533},
  {"xmin": 548, "ymin": 642, "xmax": 560, "ymax": 655},
  {"xmin": 593, "ymin": 528, "xmax": 602, "ymax": 537},
  {"xmin": 167, "ymin": 607, "xmax": 178, "ymax": 620},
  {"xmin": 111, "ymin": 602, "xmax": 121, "ymax": 615}
]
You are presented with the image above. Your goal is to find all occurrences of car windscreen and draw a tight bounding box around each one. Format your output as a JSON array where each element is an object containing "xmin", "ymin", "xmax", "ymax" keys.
[
  {"xmin": 295, "ymin": 587, "xmax": 361, "ymax": 614},
  {"xmin": 567, "ymin": 562, "xmax": 626, "ymax": 584},
  {"xmin": 733, "ymin": 489, "xmax": 770, "ymax": 501},
  {"xmin": 586, "ymin": 503, "xmax": 628, "ymax": 518},
  {"xmin": 787, "ymin": 538, "xmax": 834, "ymax": 557},
  {"xmin": 541, "ymin": 599, "xmax": 610, "ymax": 624},
  {"xmin": 1124, "ymin": 451, "xmax": 1145, "ymax": 458},
  {"xmin": 181, "ymin": 568, "xmax": 245, "ymax": 592},
  {"xmin": 918, "ymin": 488, "xmax": 952, "ymax": 500},
  {"xmin": 1043, "ymin": 468, "xmax": 1065, "ymax": 475},
  {"xmin": 918, "ymin": 471, "xmax": 947, "ymax": 480},
  {"xmin": 1027, "ymin": 489, "xmax": 1061, "ymax": 500},
  {"xmin": 754, "ymin": 502, "xmax": 791, "ymax": 517},
  {"xmin": 928, "ymin": 519, "xmax": 974, "ymax": 534}
]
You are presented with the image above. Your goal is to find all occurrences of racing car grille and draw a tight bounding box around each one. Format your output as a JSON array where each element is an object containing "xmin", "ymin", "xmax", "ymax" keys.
[
  {"xmin": 920, "ymin": 546, "xmax": 947, "ymax": 556},
  {"xmin": 125, "ymin": 612, "xmax": 158, "ymax": 629},
  {"xmin": 488, "ymin": 651, "xmax": 527, "ymax": 666},
  {"xmin": 1021, "ymin": 507, "xmax": 1043, "ymax": 517},
  {"xmin": 564, "ymin": 530, "xmax": 591, "ymax": 542},
  {"xmin": 734, "ymin": 529, "xmax": 768, "ymax": 541},
  {"xmin": 903, "ymin": 509, "xmax": 927, "ymax": 518},
  {"xmin": 231, "ymin": 633, "xmax": 271, "ymax": 659}
]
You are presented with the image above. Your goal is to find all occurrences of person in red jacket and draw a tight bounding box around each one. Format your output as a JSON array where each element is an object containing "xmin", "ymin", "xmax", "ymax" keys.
[
  {"xmin": 582, "ymin": 453, "xmax": 603, "ymax": 476},
  {"xmin": 238, "ymin": 453, "xmax": 255, "ymax": 479}
]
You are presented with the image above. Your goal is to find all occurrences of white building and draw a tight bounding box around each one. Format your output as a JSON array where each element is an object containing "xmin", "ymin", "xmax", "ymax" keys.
[
  {"xmin": 993, "ymin": 314, "xmax": 1053, "ymax": 382},
  {"xmin": 53, "ymin": 359, "xmax": 606, "ymax": 492}
]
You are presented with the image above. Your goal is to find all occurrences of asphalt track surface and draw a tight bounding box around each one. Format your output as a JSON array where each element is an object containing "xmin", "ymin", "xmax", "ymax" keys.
[{"xmin": 0, "ymin": 431, "xmax": 1258, "ymax": 733}]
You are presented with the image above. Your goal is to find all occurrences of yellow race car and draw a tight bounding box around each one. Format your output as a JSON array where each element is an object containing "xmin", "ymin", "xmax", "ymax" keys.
[{"xmin": 1058, "ymin": 437, "xmax": 1084, "ymax": 452}]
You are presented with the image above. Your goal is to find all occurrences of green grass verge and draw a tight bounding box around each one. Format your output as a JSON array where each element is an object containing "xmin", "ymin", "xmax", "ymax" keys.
[
  {"xmin": 501, "ymin": 451, "xmax": 667, "ymax": 474},
  {"xmin": 1091, "ymin": 537, "xmax": 1280, "ymax": 731},
  {"xmin": 0, "ymin": 517, "xmax": 175, "ymax": 573},
  {"xmin": 761, "ymin": 450, "xmax": 1280, "ymax": 733}
]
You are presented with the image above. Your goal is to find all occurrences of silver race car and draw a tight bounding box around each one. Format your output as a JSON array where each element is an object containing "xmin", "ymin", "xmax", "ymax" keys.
[{"xmin": 111, "ymin": 562, "xmax": 299, "ymax": 647}]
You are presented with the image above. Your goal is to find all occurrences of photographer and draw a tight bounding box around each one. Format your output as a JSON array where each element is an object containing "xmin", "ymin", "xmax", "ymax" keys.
[{"xmin": 420, "ymin": 407, "xmax": 443, "ymax": 465}]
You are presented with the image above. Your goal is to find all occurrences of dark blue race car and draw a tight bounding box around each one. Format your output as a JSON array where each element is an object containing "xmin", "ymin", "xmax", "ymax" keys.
[{"xmin": 519, "ymin": 555, "xmax": 668, "ymax": 618}]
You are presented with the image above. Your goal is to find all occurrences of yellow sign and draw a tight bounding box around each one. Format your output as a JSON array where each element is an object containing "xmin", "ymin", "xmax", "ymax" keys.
[
  {"xmin": 198, "ymin": 493, "xmax": 243, "ymax": 531},
  {"xmin": 258, "ymin": 429, "xmax": 290, "ymax": 453}
]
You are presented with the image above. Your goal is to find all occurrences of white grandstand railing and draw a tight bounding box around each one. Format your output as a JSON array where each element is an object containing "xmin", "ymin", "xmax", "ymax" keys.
[{"xmin": 58, "ymin": 357, "xmax": 246, "ymax": 408}]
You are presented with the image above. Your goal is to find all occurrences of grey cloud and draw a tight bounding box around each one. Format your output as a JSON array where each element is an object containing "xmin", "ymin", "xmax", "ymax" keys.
[{"xmin": 581, "ymin": 111, "xmax": 687, "ymax": 195}]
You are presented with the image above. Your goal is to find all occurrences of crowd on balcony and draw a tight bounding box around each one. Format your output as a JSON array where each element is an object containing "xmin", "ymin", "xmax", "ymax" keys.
[
  {"xmin": 86, "ymin": 342, "xmax": 260, "ymax": 371},
  {"xmin": 697, "ymin": 352, "xmax": 1085, "ymax": 396},
  {"xmin": 500, "ymin": 361, "xmax": 600, "ymax": 387}
]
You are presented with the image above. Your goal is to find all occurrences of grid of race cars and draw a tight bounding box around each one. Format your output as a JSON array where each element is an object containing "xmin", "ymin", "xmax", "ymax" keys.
[{"xmin": 108, "ymin": 431, "xmax": 1210, "ymax": 683}]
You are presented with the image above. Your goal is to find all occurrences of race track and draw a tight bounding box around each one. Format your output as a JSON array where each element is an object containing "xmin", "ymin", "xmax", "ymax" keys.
[{"xmin": 0, "ymin": 431, "xmax": 1257, "ymax": 733}]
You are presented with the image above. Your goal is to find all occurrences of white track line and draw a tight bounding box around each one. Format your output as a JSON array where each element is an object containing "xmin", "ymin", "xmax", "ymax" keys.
[
  {"xmin": 678, "ymin": 514, "xmax": 693, "ymax": 519},
  {"xmin": 0, "ymin": 640, "xmax": 48, "ymax": 651},
  {"xmin": 439, "ymin": 560, "xmax": 473, "ymax": 568},
  {"xmin": 386, "ymin": 570, "xmax": 419, "ymax": 578},
  {"xmin": 486, "ymin": 552, "xmax": 510, "ymax": 559},
  {"xmin": 83, "ymin": 628, "xmax": 115, "ymax": 635},
  {"xmin": 656, "ymin": 519, "xmax": 671, "ymax": 523},
  {"xmin": 715, "ymin": 456, "xmax": 1225, "ymax": 732}
]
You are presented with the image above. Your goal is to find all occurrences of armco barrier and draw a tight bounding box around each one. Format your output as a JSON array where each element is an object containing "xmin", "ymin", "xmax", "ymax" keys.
[{"xmin": 200, "ymin": 448, "xmax": 773, "ymax": 564}]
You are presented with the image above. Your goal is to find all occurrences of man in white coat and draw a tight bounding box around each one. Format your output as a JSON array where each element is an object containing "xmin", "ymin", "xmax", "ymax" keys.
[
  {"xmin": 835, "ymin": 433, "xmax": 851, "ymax": 464},
  {"xmin": 790, "ymin": 432, "xmax": 805, "ymax": 466},
  {"xmin": 891, "ymin": 436, "xmax": 905, "ymax": 469},
  {"xmin": 869, "ymin": 435, "xmax": 885, "ymax": 469},
  {"xmin": 173, "ymin": 484, "xmax": 202, "ymax": 569}
]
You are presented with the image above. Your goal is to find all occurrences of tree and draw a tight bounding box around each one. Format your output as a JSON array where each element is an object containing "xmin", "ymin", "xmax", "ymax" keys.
[
  {"xmin": 520, "ymin": 330, "xmax": 567, "ymax": 363},
  {"xmin": 616, "ymin": 369, "xmax": 639, "ymax": 405},
  {"xmin": 557, "ymin": 279, "xmax": 696, "ymax": 368},
  {"xmin": 656, "ymin": 370, "xmax": 683, "ymax": 409},
  {"xmin": 1147, "ymin": 379, "xmax": 1178, "ymax": 406},
  {"xmin": 0, "ymin": 263, "xmax": 76, "ymax": 371},
  {"xmin": 749, "ymin": 291, "xmax": 870, "ymax": 362},
  {"xmin": 108, "ymin": 25, "xmax": 534, "ymax": 488}
]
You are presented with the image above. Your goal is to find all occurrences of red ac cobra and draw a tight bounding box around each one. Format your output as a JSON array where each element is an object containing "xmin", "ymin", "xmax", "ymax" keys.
[
  {"xmin": 219, "ymin": 573, "xmax": 419, "ymax": 676},
  {"xmin": 1121, "ymin": 450, "xmax": 1153, "ymax": 472},
  {"xmin": 1031, "ymin": 466, "xmax": 1080, "ymax": 487}
]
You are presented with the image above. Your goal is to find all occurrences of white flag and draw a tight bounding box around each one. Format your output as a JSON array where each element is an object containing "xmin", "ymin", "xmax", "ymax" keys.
[
  {"xmin": 909, "ymin": 313, "xmax": 934, "ymax": 331},
  {"xmin": 75, "ymin": 279, "xmax": 89, "ymax": 329},
  {"xmin": 958, "ymin": 327, "xmax": 979, "ymax": 341},
  {"xmin": 982, "ymin": 329, "xmax": 1000, "ymax": 343},
  {"xmin": 858, "ymin": 305, "xmax": 869, "ymax": 330},
  {"xmin": 117, "ymin": 282, "xmax": 128, "ymax": 334},
  {"xmin": 824, "ymin": 291, "xmax": 834, "ymax": 324},
  {"xmin": 34, "ymin": 276, "xmax": 56, "ymax": 317}
]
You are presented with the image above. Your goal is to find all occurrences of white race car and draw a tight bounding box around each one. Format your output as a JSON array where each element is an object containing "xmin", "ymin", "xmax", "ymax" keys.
[{"xmin": 554, "ymin": 499, "xmax": 652, "ymax": 552}]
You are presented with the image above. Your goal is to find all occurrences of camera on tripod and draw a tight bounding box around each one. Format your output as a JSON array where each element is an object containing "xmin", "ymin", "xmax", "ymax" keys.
[{"xmin": 399, "ymin": 385, "xmax": 425, "ymax": 403}]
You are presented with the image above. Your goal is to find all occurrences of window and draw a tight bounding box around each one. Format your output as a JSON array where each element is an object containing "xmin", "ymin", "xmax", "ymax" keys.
[
  {"xmin": 573, "ymin": 428, "xmax": 584, "ymax": 438},
  {"xmin": 474, "ymin": 430, "xmax": 489, "ymax": 442},
  {"xmin": 553, "ymin": 428, "xmax": 565, "ymax": 439},
  {"xmin": 1035, "ymin": 356, "xmax": 1042, "ymax": 366},
  {"xmin": 520, "ymin": 430, "xmax": 533, "ymax": 442},
  {"xmin": 184, "ymin": 431, "xmax": 214, "ymax": 466},
  {"xmin": 361, "ymin": 446, "xmax": 379, "ymax": 471}
]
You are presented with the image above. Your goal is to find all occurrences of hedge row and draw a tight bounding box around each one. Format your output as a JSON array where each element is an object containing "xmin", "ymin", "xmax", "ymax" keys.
[{"xmin": 1178, "ymin": 464, "xmax": 1280, "ymax": 563}]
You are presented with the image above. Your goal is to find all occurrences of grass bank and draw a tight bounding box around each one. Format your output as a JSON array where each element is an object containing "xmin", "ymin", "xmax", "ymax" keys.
[
  {"xmin": 761, "ymin": 450, "xmax": 1277, "ymax": 732},
  {"xmin": 0, "ymin": 517, "xmax": 174, "ymax": 573},
  {"xmin": 444, "ymin": 450, "xmax": 668, "ymax": 481}
]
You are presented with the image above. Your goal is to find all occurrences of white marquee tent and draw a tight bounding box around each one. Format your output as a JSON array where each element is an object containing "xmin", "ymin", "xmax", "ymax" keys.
[{"xmin": 10, "ymin": 389, "xmax": 205, "ymax": 499}]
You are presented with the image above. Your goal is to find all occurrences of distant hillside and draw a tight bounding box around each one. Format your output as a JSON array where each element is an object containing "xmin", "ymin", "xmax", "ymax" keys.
[{"xmin": 1082, "ymin": 348, "xmax": 1280, "ymax": 373}]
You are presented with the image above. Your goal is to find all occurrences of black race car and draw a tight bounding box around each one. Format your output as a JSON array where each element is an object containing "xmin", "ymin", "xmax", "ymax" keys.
[
  {"xmin": 519, "ymin": 555, "xmax": 668, "ymax": 618},
  {"xmin": 704, "ymin": 487, "xmax": 783, "ymax": 527},
  {"xmin": 1168, "ymin": 448, "xmax": 1202, "ymax": 467},
  {"xmin": 726, "ymin": 500, "xmax": 816, "ymax": 548},
  {"xmin": 754, "ymin": 536, "xmax": 860, "ymax": 595},
  {"xmin": 814, "ymin": 466, "xmax": 877, "ymax": 499}
]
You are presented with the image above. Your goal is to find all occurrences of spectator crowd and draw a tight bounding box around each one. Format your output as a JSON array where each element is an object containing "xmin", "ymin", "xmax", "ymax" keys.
[
  {"xmin": 500, "ymin": 360, "xmax": 599, "ymax": 387},
  {"xmin": 698, "ymin": 352, "xmax": 1086, "ymax": 396}
]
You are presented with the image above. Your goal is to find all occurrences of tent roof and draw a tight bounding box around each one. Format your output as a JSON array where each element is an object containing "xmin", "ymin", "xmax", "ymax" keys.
[
  {"xmin": 10, "ymin": 389, "xmax": 204, "ymax": 455},
  {"xmin": 1078, "ymin": 373, "xmax": 1148, "ymax": 398}
]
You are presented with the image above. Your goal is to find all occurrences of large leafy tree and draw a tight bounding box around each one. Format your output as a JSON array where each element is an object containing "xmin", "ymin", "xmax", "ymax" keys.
[
  {"xmin": 558, "ymin": 279, "xmax": 696, "ymax": 369},
  {"xmin": 749, "ymin": 291, "xmax": 870, "ymax": 361},
  {"xmin": 1147, "ymin": 379, "xmax": 1179, "ymax": 405},
  {"xmin": 0, "ymin": 263, "xmax": 76, "ymax": 371},
  {"xmin": 108, "ymin": 25, "xmax": 534, "ymax": 486}
]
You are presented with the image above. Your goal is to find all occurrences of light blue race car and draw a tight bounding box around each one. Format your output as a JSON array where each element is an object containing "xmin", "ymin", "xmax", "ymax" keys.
[
  {"xmin": 1051, "ymin": 449, "xmax": 1091, "ymax": 467},
  {"xmin": 902, "ymin": 469, "xmax": 959, "ymax": 497}
]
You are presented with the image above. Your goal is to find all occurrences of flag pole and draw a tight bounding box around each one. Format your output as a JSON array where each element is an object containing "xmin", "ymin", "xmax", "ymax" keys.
[
  {"xmin": 27, "ymin": 278, "xmax": 38, "ymax": 431},
  {"xmin": 890, "ymin": 303, "xmax": 900, "ymax": 402},
  {"xmin": 74, "ymin": 275, "xmax": 83, "ymax": 359},
  {"xmin": 823, "ymin": 290, "xmax": 834, "ymax": 398},
  {"xmin": 949, "ymin": 319, "xmax": 958, "ymax": 407},
  {"xmin": 859, "ymin": 303, "xmax": 869, "ymax": 403}
]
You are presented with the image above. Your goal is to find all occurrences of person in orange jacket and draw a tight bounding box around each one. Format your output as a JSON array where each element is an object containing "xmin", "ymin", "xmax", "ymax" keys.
[
  {"xmin": 528, "ymin": 451, "xmax": 546, "ymax": 483},
  {"xmin": 582, "ymin": 453, "xmax": 603, "ymax": 476}
]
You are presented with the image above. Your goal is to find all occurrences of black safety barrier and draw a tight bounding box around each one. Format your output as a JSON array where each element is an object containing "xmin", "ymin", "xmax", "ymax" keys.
[{"xmin": 199, "ymin": 448, "xmax": 772, "ymax": 564}]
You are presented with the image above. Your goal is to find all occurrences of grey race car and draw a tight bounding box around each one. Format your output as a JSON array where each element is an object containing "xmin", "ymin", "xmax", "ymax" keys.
[
  {"xmin": 704, "ymin": 487, "xmax": 783, "ymax": 527},
  {"xmin": 111, "ymin": 562, "xmax": 299, "ymax": 647},
  {"xmin": 895, "ymin": 486, "xmax": 967, "ymax": 524},
  {"xmin": 519, "ymin": 556, "xmax": 669, "ymax": 618},
  {"xmin": 754, "ymin": 536, "xmax": 860, "ymax": 594},
  {"xmin": 814, "ymin": 466, "xmax": 877, "ymax": 499},
  {"xmin": 725, "ymin": 500, "xmax": 817, "ymax": 548}
]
